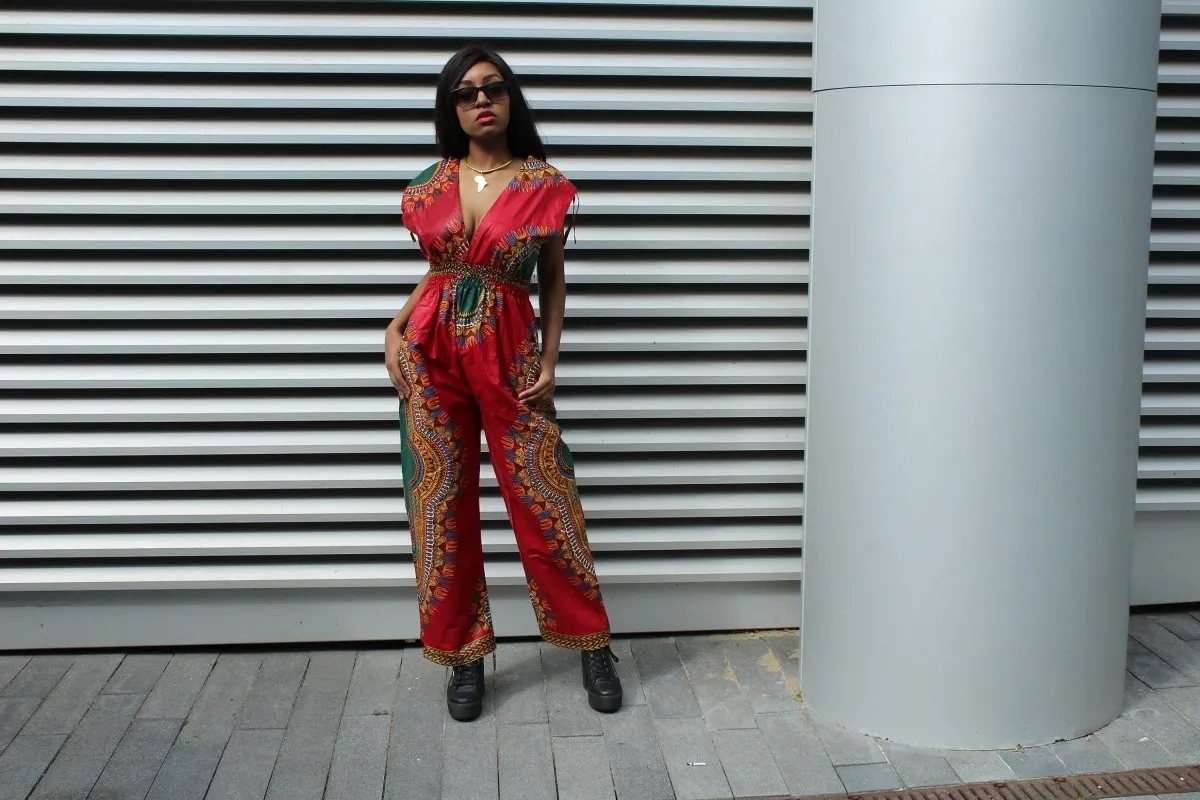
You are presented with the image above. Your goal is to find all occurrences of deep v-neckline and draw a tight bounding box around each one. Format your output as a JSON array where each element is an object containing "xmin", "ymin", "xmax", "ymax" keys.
[{"xmin": 454, "ymin": 158, "xmax": 522, "ymax": 252}]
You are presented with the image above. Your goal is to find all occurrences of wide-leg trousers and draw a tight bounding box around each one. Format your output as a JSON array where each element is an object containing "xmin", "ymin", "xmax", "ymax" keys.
[{"xmin": 397, "ymin": 273, "xmax": 611, "ymax": 666}]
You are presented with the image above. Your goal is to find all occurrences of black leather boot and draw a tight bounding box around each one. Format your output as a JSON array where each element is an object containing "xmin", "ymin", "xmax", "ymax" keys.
[
  {"xmin": 581, "ymin": 647, "xmax": 622, "ymax": 713},
  {"xmin": 446, "ymin": 658, "xmax": 484, "ymax": 722}
]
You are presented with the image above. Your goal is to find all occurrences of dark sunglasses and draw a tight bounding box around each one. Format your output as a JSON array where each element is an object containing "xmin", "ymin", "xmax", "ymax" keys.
[{"xmin": 451, "ymin": 81, "xmax": 509, "ymax": 110}]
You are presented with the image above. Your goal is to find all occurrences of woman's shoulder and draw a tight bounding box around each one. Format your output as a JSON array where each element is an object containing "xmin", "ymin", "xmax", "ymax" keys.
[
  {"xmin": 404, "ymin": 159, "xmax": 452, "ymax": 193},
  {"xmin": 519, "ymin": 158, "xmax": 574, "ymax": 191}
]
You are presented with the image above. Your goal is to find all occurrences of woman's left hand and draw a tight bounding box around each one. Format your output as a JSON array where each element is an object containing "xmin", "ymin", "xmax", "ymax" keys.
[{"xmin": 518, "ymin": 363, "xmax": 556, "ymax": 408}]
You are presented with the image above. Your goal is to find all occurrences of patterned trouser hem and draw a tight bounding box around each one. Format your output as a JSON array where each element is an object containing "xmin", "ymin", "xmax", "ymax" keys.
[
  {"xmin": 422, "ymin": 634, "xmax": 497, "ymax": 667},
  {"xmin": 542, "ymin": 629, "xmax": 611, "ymax": 652}
]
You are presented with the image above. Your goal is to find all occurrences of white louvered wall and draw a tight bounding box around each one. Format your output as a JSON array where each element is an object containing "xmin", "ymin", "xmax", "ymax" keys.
[{"xmin": 0, "ymin": 2, "xmax": 810, "ymax": 648}]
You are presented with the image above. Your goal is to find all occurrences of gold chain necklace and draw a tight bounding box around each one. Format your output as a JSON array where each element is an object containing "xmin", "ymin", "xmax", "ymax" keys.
[{"xmin": 462, "ymin": 157, "xmax": 514, "ymax": 193}]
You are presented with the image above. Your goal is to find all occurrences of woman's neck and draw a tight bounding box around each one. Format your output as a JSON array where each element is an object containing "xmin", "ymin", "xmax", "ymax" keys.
[{"xmin": 464, "ymin": 140, "xmax": 514, "ymax": 170}]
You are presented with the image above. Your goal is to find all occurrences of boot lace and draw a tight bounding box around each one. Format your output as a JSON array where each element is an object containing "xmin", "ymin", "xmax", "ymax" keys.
[
  {"xmin": 583, "ymin": 648, "xmax": 619, "ymax": 680},
  {"xmin": 450, "ymin": 661, "xmax": 478, "ymax": 689}
]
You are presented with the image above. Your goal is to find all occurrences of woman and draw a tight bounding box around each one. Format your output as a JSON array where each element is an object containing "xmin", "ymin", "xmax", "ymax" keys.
[{"xmin": 384, "ymin": 45, "xmax": 622, "ymax": 722}]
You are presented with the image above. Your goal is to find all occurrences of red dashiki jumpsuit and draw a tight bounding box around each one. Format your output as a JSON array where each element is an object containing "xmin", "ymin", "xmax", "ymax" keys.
[{"xmin": 398, "ymin": 157, "xmax": 611, "ymax": 666}]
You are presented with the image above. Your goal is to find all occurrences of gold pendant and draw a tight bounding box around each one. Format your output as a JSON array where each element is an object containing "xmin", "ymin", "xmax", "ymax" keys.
[{"xmin": 474, "ymin": 175, "xmax": 487, "ymax": 193}]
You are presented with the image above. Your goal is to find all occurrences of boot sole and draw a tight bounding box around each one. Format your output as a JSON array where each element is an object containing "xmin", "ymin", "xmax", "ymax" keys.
[
  {"xmin": 447, "ymin": 697, "xmax": 483, "ymax": 722},
  {"xmin": 587, "ymin": 692, "xmax": 623, "ymax": 714}
]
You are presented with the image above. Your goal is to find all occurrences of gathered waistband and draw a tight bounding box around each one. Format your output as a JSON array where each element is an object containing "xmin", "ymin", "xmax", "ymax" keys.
[{"xmin": 428, "ymin": 259, "xmax": 529, "ymax": 290}]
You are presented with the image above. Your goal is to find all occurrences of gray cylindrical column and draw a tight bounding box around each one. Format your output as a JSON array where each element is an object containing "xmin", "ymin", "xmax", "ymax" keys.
[{"xmin": 800, "ymin": 0, "xmax": 1159, "ymax": 749}]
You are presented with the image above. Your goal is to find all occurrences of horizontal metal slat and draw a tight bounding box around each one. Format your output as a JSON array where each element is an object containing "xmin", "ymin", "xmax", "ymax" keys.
[
  {"xmin": 1146, "ymin": 328, "xmax": 1200, "ymax": 350},
  {"xmin": 0, "ymin": 554, "xmax": 804, "ymax": 592},
  {"xmin": 0, "ymin": 489, "xmax": 804, "ymax": 526},
  {"xmin": 1149, "ymin": 263, "xmax": 1200, "ymax": 284},
  {"xmin": 0, "ymin": 424, "xmax": 805, "ymax": 457},
  {"xmin": 0, "ymin": 392, "xmax": 807, "ymax": 424},
  {"xmin": 0, "ymin": 360, "xmax": 807, "ymax": 390},
  {"xmin": 0, "ymin": 325, "xmax": 808, "ymax": 355}
]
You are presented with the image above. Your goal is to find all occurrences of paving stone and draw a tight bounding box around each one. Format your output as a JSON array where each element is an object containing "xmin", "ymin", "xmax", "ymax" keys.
[
  {"xmin": 1159, "ymin": 685, "xmax": 1200, "ymax": 725},
  {"xmin": 0, "ymin": 735, "xmax": 66, "ymax": 800},
  {"xmin": 0, "ymin": 657, "xmax": 31, "ymax": 694},
  {"xmin": 1094, "ymin": 716, "xmax": 1176, "ymax": 769},
  {"xmin": 1124, "ymin": 696, "xmax": 1200, "ymax": 763},
  {"xmin": 631, "ymin": 639, "xmax": 702, "ymax": 720},
  {"xmin": 653, "ymin": 716, "xmax": 733, "ymax": 800},
  {"xmin": 1129, "ymin": 617, "xmax": 1200, "ymax": 683},
  {"xmin": 394, "ymin": 647, "xmax": 445, "ymax": 703},
  {"xmin": 205, "ymin": 728, "xmax": 284, "ymax": 800},
  {"xmin": 343, "ymin": 650, "xmax": 403, "ymax": 718},
  {"xmin": 1129, "ymin": 638, "xmax": 1151, "ymax": 656},
  {"xmin": 87, "ymin": 718, "xmax": 182, "ymax": 800},
  {"xmin": 498, "ymin": 722, "xmax": 555, "ymax": 800},
  {"xmin": 495, "ymin": 642, "xmax": 548, "ymax": 725},
  {"xmin": 188, "ymin": 654, "xmax": 262, "ymax": 727},
  {"xmin": 608, "ymin": 639, "xmax": 647, "ymax": 706},
  {"xmin": 674, "ymin": 637, "xmax": 756, "ymax": 731},
  {"xmin": 1, "ymin": 656, "xmax": 73, "ymax": 699},
  {"xmin": 880, "ymin": 741, "xmax": 961, "ymax": 788},
  {"xmin": 104, "ymin": 655, "xmax": 171, "ymax": 696},
  {"xmin": 1128, "ymin": 651, "xmax": 1197, "ymax": 690},
  {"xmin": 325, "ymin": 714, "xmax": 390, "ymax": 800},
  {"xmin": 440, "ymin": 700, "xmax": 497, "ymax": 800},
  {"xmin": 724, "ymin": 636, "xmax": 800, "ymax": 715},
  {"xmin": 998, "ymin": 748, "xmax": 1070, "ymax": 779},
  {"xmin": 29, "ymin": 692, "xmax": 143, "ymax": 800},
  {"xmin": 265, "ymin": 651, "xmax": 356, "ymax": 800},
  {"xmin": 943, "ymin": 749, "xmax": 1017, "ymax": 783},
  {"xmin": 542, "ymin": 642, "xmax": 601, "ymax": 737},
  {"xmin": 837, "ymin": 762, "xmax": 904, "ymax": 793},
  {"xmin": 384, "ymin": 699, "xmax": 444, "ymax": 800},
  {"xmin": 1052, "ymin": 735, "xmax": 1125, "ymax": 775},
  {"xmin": 1153, "ymin": 612, "xmax": 1200, "ymax": 641},
  {"xmin": 138, "ymin": 653, "xmax": 218, "ymax": 719},
  {"xmin": 712, "ymin": 726, "xmax": 789, "ymax": 798},
  {"xmin": 23, "ymin": 654, "xmax": 123, "ymax": 737},
  {"xmin": 554, "ymin": 734, "xmax": 616, "ymax": 800},
  {"xmin": 0, "ymin": 696, "xmax": 42, "ymax": 751},
  {"xmin": 238, "ymin": 653, "xmax": 309, "ymax": 730},
  {"xmin": 600, "ymin": 704, "xmax": 674, "ymax": 800},
  {"xmin": 812, "ymin": 718, "xmax": 886, "ymax": 765},
  {"xmin": 145, "ymin": 721, "xmax": 234, "ymax": 800},
  {"xmin": 756, "ymin": 711, "xmax": 845, "ymax": 796}
]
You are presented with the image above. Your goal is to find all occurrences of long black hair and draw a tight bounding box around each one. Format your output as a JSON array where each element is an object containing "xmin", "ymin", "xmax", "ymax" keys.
[{"xmin": 434, "ymin": 44, "xmax": 547, "ymax": 161}]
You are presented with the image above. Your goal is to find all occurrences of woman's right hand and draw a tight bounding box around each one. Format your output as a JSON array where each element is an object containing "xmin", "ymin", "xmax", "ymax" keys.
[{"xmin": 384, "ymin": 326, "xmax": 410, "ymax": 399}]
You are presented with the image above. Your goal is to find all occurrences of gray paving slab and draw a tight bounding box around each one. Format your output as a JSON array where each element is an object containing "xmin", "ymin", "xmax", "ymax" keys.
[
  {"xmin": 104, "ymin": 654, "xmax": 171, "ymax": 696},
  {"xmin": 0, "ymin": 735, "xmax": 66, "ymax": 800},
  {"xmin": 724, "ymin": 636, "xmax": 800, "ymax": 715},
  {"xmin": 0, "ymin": 657, "xmax": 31, "ymax": 694},
  {"xmin": 1, "ymin": 656, "xmax": 73, "ymax": 700},
  {"xmin": 343, "ymin": 650, "xmax": 403, "ymax": 718},
  {"xmin": 554, "ymin": 734, "xmax": 617, "ymax": 800},
  {"xmin": 1052, "ymin": 735, "xmax": 1125, "ymax": 775},
  {"xmin": 1095, "ymin": 715, "xmax": 1177, "ymax": 769},
  {"xmin": 188, "ymin": 654, "xmax": 262, "ymax": 726},
  {"xmin": 1129, "ymin": 637, "xmax": 1151, "ymax": 655},
  {"xmin": 600, "ymin": 704, "xmax": 675, "ymax": 800},
  {"xmin": 0, "ymin": 696, "xmax": 42, "ymax": 752},
  {"xmin": 632, "ymin": 639, "xmax": 701, "ymax": 720},
  {"xmin": 1129, "ymin": 651, "xmax": 1198, "ymax": 690},
  {"xmin": 440, "ymin": 698, "xmax": 498, "ymax": 800},
  {"xmin": 653, "ymin": 716, "xmax": 732, "ymax": 800},
  {"xmin": 498, "ymin": 722, "xmax": 555, "ymax": 800},
  {"xmin": 1160, "ymin": 685, "xmax": 1200, "ymax": 724},
  {"xmin": 395, "ymin": 649, "xmax": 445, "ymax": 703},
  {"xmin": 1154, "ymin": 612, "xmax": 1200, "ymax": 641},
  {"xmin": 86, "ymin": 718, "xmax": 182, "ymax": 800},
  {"xmin": 998, "ymin": 748, "xmax": 1071, "ymax": 779},
  {"xmin": 24, "ymin": 654, "xmax": 123, "ymax": 736},
  {"xmin": 138, "ymin": 653, "xmax": 218, "ymax": 719},
  {"xmin": 29, "ymin": 692, "xmax": 143, "ymax": 800},
  {"xmin": 812, "ymin": 717, "xmax": 886, "ymax": 766},
  {"xmin": 145, "ymin": 721, "xmax": 235, "ymax": 800},
  {"xmin": 608, "ymin": 639, "xmax": 647, "ymax": 707},
  {"xmin": 943, "ymin": 749, "xmax": 1017, "ymax": 783},
  {"xmin": 325, "ymin": 714, "xmax": 391, "ymax": 800},
  {"xmin": 837, "ymin": 762, "xmax": 904, "ymax": 793},
  {"xmin": 1125, "ymin": 695, "xmax": 1200, "ymax": 762},
  {"xmin": 543, "ymin": 642, "xmax": 602, "ymax": 737},
  {"xmin": 264, "ymin": 651, "xmax": 356, "ymax": 800},
  {"xmin": 712, "ymin": 727, "xmax": 789, "ymax": 798},
  {"xmin": 495, "ymin": 642, "xmax": 548, "ymax": 725},
  {"xmin": 238, "ymin": 653, "xmax": 309, "ymax": 730},
  {"xmin": 1130, "ymin": 617, "xmax": 1200, "ymax": 683},
  {"xmin": 204, "ymin": 727, "xmax": 285, "ymax": 800},
  {"xmin": 755, "ymin": 711, "xmax": 845, "ymax": 797},
  {"xmin": 384, "ymin": 699, "xmax": 444, "ymax": 800},
  {"xmin": 674, "ymin": 637, "xmax": 756, "ymax": 731},
  {"xmin": 880, "ymin": 741, "xmax": 961, "ymax": 788}
]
